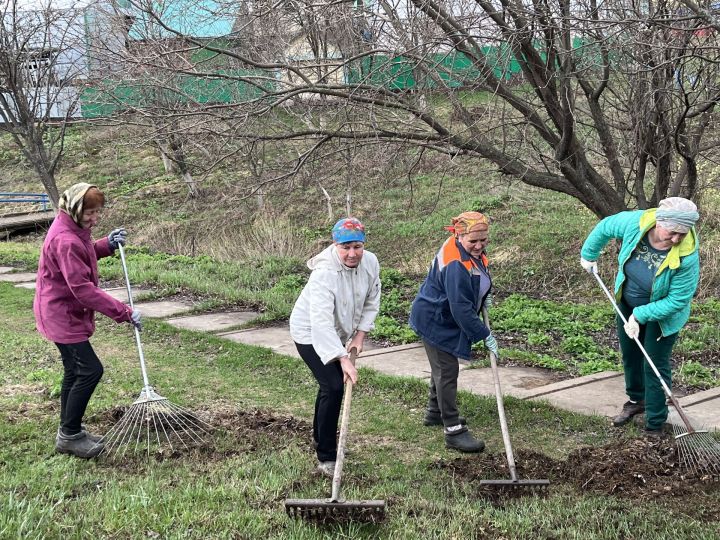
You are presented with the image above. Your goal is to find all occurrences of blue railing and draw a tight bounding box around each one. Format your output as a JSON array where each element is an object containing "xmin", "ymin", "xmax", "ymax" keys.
[{"xmin": 0, "ymin": 192, "xmax": 51, "ymax": 211}]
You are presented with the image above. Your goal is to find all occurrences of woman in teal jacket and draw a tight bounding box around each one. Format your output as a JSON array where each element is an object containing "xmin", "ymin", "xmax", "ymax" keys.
[{"xmin": 580, "ymin": 197, "xmax": 700, "ymax": 436}]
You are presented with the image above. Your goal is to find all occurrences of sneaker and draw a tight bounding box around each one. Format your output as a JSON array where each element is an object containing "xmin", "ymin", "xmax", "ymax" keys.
[
  {"xmin": 444, "ymin": 428, "xmax": 485, "ymax": 453},
  {"xmin": 423, "ymin": 412, "xmax": 467, "ymax": 427},
  {"xmin": 316, "ymin": 461, "xmax": 336, "ymax": 478},
  {"xmin": 55, "ymin": 430, "xmax": 104, "ymax": 459},
  {"xmin": 612, "ymin": 400, "xmax": 645, "ymax": 427}
]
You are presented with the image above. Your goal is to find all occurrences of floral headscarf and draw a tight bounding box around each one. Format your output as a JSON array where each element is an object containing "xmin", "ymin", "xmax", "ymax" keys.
[
  {"xmin": 444, "ymin": 211, "xmax": 489, "ymax": 235},
  {"xmin": 58, "ymin": 183, "xmax": 97, "ymax": 225}
]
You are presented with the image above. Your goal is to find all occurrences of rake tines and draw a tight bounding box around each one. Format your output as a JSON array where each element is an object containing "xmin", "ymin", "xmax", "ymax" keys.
[
  {"xmin": 671, "ymin": 422, "xmax": 720, "ymax": 478},
  {"xmin": 479, "ymin": 479, "xmax": 551, "ymax": 495},
  {"xmin": 284, "ymin": 499, "xmax": 386, "ymax": 523},
  {"xmin": 100, "ymin": 386, "xmax": 212, "ymax": 460}
]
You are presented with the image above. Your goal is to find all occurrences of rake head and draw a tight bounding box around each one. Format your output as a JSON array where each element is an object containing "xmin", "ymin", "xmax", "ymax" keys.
[
  {"xmin": 100, "ymin": 386, "xmax": 212, "ymax": 460},
  {"xmin": 479, "ymin": 478, "xmax": 550, "ymax": 496},
  {"xmin": 672, "ymin": 426, "xmax": 720, "ymax": 478},
  {"xmin": 284, "ymin": 498, "xmax": 386, "ymax": 523}
]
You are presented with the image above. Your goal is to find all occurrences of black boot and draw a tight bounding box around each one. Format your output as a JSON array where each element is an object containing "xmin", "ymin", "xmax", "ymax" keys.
[
  {"xmin": 444, "ymin": 428, "xmax": 485, "ymax": 453},
  {"xmin": 612, "ymin": 400, "xmax": 645, "ymax": 427},
  {"xmin": 423, "ymin": 411, "xmax": 467, "ymax": 427}
]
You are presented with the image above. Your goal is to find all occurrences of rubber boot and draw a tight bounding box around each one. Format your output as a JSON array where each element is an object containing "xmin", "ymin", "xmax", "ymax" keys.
[
  {"xmin": 55, "ymin": 430, "xmax": 104, "ymax": 459},
  {"xmin": 444, "ymin": 427, "xmax": 485, "ymax": 453}
]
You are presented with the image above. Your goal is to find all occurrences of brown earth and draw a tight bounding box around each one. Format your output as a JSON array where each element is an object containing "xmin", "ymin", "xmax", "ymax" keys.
[{"xmin": 434, "ymin": 437, "xmax": 720, "ymax": 521}]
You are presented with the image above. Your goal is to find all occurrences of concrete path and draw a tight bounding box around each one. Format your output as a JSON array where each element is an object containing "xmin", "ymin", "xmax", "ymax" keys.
[
  {"xmin": 0, "ymin": 272, "xmax": 37, "ymax": 283},
  {"xmin": 167, "ymin": 311, "xmax": 260, "ymax": 333},
  {"xmin": 5, "ymin": 266, "xmax": 719, "ymax": 431}
]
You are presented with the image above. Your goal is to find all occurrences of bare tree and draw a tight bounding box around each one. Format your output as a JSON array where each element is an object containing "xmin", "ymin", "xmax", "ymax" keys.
[
  {"xmin": 0, "ymin": 0, "xmax": 90, "ymax": 207},
  {"xmin": 92, "ymin": 0, "xmax": 720, "ymax": 217}
]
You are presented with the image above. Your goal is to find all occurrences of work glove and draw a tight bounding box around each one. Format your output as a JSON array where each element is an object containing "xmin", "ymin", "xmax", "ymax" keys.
[
  {"xmin": 624, "ymin": 314, "xmax": 640, "ymax": 340},
  {"xmin": 130, "ymin": 308, "xmax": 142, "ymax": 331},
  {"xmin": 580, "ymin": 257, "xmax": 598, "ymax": 274},
  {"xmin": 107, "ymin": 228, "xmax": 127, "ymax": 250},
  {"xmin": 484, "ymin": 293, "xmax": 494, "ymax": 308},
  {"xmin": 484, "ymin": 334, "xmax": 499, "ymax": 358}
]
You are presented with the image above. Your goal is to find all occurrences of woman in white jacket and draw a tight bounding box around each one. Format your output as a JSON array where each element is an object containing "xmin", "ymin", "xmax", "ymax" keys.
[{"xmin": 289, "ymin": 217, "xmax": 381, "ymax": 477}]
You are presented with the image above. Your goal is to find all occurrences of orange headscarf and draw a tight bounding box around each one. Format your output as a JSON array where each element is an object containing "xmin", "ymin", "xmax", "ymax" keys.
[{"xmin": 444, "ymin": 211, "xmax": 489, "ymax": 235}]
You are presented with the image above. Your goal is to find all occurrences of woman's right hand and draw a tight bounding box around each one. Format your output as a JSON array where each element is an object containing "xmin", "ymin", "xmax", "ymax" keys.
[{"xmin": 339, "ymin": 354, "xmax": 358, "ymax": 385}]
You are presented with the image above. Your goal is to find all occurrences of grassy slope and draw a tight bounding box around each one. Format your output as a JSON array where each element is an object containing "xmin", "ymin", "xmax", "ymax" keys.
[
  {"xmin": 2, "ymin": 283, "xmax": 719, "ymax": 539},
  {"xmin": 1, "ymin": 128, "xmax": 720, "ymax": 537}
]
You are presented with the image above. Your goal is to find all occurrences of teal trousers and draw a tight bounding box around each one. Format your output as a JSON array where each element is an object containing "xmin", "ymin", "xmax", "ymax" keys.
[{"xmin": 617, "ymin": 299, "xmax": 678, "ymax": 430}]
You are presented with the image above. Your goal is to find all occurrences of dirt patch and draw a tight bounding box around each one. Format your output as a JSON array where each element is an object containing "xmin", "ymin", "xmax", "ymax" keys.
[
  {"xmin": 89, "ymin": 405, "xmax": 311, "ymax": 466},
  {"xmin": 434, "ymin": 437, "xmax": 720, "ymax": 519}
]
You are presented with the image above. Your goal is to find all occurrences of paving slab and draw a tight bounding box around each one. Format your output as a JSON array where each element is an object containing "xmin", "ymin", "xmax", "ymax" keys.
[
  {"xmin": 678, "ymin": 386, "xmax": 720, "ymax": 408},
  {"xmin": 15, "ymin": 282, "xmax": 36, "ymax": 289},
  {"xmin": 356, "ymin": 344, "xmax": 431, "ymax": 379},
  {"xmin": 669, "ymin": 399, "xmax": 720, "ymax": 432},
  {"xmin": 520, "ymin": 371, "xmax": 624, "ymax": 400},
  {"xmin": 360, "ymin": 342, "xmax": 423, "ymax": 357},
  {"xmin": 457, "ymin": 366, "xmax": 558, "ymax": 399},
  {"xmin": 103, "ymin": 287, "xmax": 151, "ymax": 302},
  {"xmin": 132, "ymin": 300, "xmax": 193, "ymax": 318},
  {"xmin": 219, "ymin": 326, "xmax": 299, "ymax": 357},
  {"xmin": 0, "ymin": 272, "xmax": 36, "ymax": 283},
  {"xmin": 166, "ymin": 311, "xmax": 260, "ymax": 332},
  {"xmin": 0, "ymin": 266, "xmax": 14, "ymax": 274},
  {"xmin": 527, "ymin": 372, "xmax": 628, "ymax": 418}
]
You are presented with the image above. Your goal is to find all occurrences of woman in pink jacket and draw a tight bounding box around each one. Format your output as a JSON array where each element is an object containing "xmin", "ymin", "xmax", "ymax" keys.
[{"xmin": 34, "ymin": 183, "xmax": 141, "ymax": 458}]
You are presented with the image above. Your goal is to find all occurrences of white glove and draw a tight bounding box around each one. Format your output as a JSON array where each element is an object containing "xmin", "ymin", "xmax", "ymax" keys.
[
  {"xmin": 624, "ymin": 314, "xmax": 640, "ymax": 340},
  {"xmin": 580, "ymin": 257, "xmax": 598, "ymax": 274},
  {"xmin": 484, "ymin": 293, "xmax": 493, "ymax": 308},
  {"xmin": 484, "ymin": 334, "xmax": 499, "ymax": 358}
]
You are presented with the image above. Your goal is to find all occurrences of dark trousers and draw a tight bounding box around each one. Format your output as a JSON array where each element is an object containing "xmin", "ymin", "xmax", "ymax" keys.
[
  {"xmin": 295, "ymin": 342, "xmax": 344, "ymax": 462},
  {"xmin": 55, "ymin": 341, "xmax": 104, "ymax": 435},
  {"xmin": 617, "ymin": 300, "xmax": 677, "ymax": 430},
  {"xmin": 422, "ymin": 340, "xmax": 461, "ymax": 427}
]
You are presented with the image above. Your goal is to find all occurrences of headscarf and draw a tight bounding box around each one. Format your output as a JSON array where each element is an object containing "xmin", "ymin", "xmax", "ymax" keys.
[
  {"xmin": 58, "ymin": 182, "xmax": 96, "ymax": 225},
  {"xmin": 444, "ymin": 211, "xmax": 489, "ymax": 235},
  {"xmin": 332, "ymin": 217, "xmax": 366, "ymax": 243},
  {"xmin": 655, "ymin": 197, "xmax": 699, "ymax": 234}
]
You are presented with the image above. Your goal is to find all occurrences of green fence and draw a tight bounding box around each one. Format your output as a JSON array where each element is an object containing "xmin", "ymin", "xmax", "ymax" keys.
[
  {"xmin": 80, "ymin": 69, "xmax": 275, "ymax": 118},
  {"xmin": 346, "ymin": 38, "xmax": 600, "ymax": 90}
]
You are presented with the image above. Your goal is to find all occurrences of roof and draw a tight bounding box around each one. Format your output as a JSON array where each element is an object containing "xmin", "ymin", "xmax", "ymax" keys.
[{"xmin": 120, "ymin": 0, "xmax": 236, "ymax": 40}]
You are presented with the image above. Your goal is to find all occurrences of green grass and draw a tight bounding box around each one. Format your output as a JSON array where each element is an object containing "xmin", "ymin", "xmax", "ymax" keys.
[
  {"xmin": 2, "ymin": 283, "xmax": 720, "ymax": 539},
  {"xmin": 2, "ymin": 239, "xmax": 719, "ymax": 386}
]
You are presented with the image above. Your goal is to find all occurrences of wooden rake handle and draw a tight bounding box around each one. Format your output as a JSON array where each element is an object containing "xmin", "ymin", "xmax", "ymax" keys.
[{"xmin": 330, "ymin": 346, "xmax": 358, "ymax": 502}]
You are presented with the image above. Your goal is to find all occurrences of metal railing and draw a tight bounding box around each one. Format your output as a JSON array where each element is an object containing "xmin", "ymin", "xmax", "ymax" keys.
[{"xmin": 0, "ymin": 192, "xmax": 51, "ymax": 211}]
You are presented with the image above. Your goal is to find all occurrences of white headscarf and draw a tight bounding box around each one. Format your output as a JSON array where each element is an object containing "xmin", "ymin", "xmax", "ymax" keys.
[{"xmin": 655, "ymin": 197, "xmax": 699, "ymax": 234}]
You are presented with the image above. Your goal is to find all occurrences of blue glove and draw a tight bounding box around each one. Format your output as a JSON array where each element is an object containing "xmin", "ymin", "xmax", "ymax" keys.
[
  {"xmin": 484, "ymin": 334, "xmax": 499, "ymax": 358},
  {"xmin": 108, "ymin": 228, "xmax": 127, "ymax": 250},
  {"xmin": 131, "ymin": 308, "xmax": 142, "ymax": 331}
]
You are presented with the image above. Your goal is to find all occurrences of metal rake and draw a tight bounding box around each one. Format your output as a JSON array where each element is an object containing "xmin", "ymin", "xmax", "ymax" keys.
[{"xmin": 99, "ymin": 243, "xmax": 212, "ymax": 460}]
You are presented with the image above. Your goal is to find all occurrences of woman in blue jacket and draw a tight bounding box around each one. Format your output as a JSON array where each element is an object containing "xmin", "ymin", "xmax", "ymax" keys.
[
  {"xmin": 580, "ymin": 197, "xmax": 700, "ymax": 437},
  {"xmin": 409, "ymin": 211, "xmax": 498, "ymax": 453}
]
